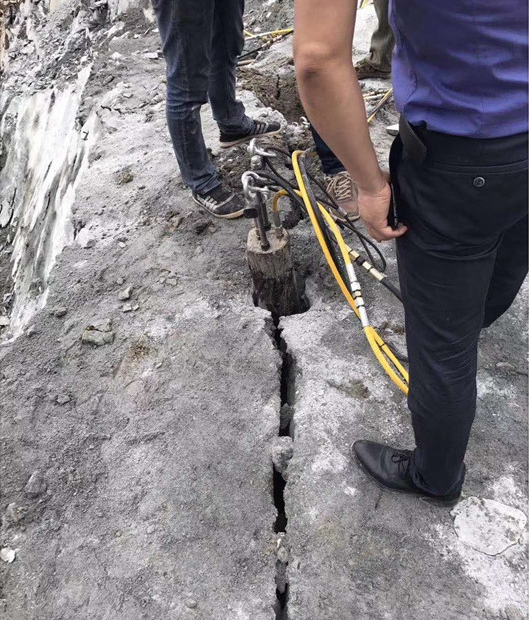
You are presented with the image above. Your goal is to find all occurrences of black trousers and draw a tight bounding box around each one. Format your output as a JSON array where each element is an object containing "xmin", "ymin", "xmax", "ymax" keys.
[{"xmin": 391, "ymin": 123, "xmax": 528, "ymax": 496}]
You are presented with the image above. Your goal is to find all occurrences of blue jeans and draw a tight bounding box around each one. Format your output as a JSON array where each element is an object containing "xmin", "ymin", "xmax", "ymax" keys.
[
  {"xmin": 310, "ymin": 125, "xmax": 346, "ymax": 176},
  {"xmin": 153, "ymin": 0, "xmax": 253, "ymax": 193}
]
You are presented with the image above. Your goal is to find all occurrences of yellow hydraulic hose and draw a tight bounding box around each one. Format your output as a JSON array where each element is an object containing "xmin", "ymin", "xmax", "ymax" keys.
[
  {"xmin": 290, "ymin": 150, "xmax": 409, "ymax": 394},
  {"xmin": 244, "ymin": 28, "xmax": 294, "ymax": 40},
  {"xmin": 367, "ymin": 88, "xmax": 394, "ymax": 124}
]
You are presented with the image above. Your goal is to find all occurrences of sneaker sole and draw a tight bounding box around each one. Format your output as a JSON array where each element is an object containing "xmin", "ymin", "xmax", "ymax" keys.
[
  {"xmin": 351, "ymin": 446, "xmax": 460, "ymax": 508},
  {"xmin": 192, "ymin": 195, "xmax": 245, "ymax": 220},
  {"xmin": 219, "ymin": 128, "xmax": 282, "ymax": 149},
  {"xmin": 357, "ymin": 72, "xmax": 392, "ymax": 80}
]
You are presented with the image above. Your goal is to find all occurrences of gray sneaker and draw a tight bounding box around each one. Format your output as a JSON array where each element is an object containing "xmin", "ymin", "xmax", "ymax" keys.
[
  {"xmin": 192, "ymin": 185, "xmax": 244, "ymax": 219},
  {"xmin": 325, "ymin": 171, "xmax": 360, "ymax": 221}
]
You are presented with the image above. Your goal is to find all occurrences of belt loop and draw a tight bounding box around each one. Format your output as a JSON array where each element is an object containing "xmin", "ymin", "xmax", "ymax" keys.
[{"xmin": 399, "ymin": 116, "xmax": 427, "ymax": 163}]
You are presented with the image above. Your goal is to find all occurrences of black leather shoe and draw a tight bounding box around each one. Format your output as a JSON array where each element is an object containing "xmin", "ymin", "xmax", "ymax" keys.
[{"xmin": 352, "ymin": 440, "xmax": 461, "ymax": 507}]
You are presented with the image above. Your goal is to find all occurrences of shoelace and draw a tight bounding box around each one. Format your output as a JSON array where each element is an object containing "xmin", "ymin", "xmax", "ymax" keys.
[
  {"xmin": 391, "ymin": 450, "xmax": 412, "ymax": 474},
  {"xmin": 327, "ymin": 172, "xmax": 355, "ymax": 203}
]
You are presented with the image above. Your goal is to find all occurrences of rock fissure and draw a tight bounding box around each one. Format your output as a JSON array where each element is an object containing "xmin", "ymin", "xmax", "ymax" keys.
[{"xmin": 270, "ymin": 314, "xmax": 296, "ymax": 620}]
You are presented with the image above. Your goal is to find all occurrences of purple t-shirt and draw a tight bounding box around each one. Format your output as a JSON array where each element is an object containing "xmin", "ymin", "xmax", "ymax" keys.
[{"xmin": 390, "ymin": 0, "xmax": 529, "ymax": 138}]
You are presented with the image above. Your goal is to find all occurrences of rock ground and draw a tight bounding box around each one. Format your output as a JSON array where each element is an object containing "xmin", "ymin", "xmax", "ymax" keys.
[{"xmin": 0, "ymin": 2, "xmax": 527, "ymax": 619}]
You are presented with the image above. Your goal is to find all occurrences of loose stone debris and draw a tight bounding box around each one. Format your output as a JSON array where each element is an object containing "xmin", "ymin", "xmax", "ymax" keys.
[
  {"xmin": 81, "ymin": 320, "xmax": 115, "ymax": 346},
  {"xmin": 0, "ymin": 548, "xmax": 16, "ymax": 564},
  {"xmin": 24, "ymin": 471, "xmax": 48, "ymax": 499},
  {"xmin": 117, "ymin": 286, "xmax": 132, "ymax": 301}
]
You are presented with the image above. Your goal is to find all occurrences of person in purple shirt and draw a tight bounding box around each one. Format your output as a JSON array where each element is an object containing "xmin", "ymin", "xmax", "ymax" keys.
[{"xmin": 294, "ymin": 0, "xmax": 528, "ymax": 506}]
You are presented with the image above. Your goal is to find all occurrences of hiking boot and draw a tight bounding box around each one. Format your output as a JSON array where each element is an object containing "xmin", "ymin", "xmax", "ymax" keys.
[
  {"xmin": 352, "ymin": 440, "xmax": 462, "ymax": 507},
  {"xmin": 355, "ymin": 57, "xmax": 391, "ymax": 80},
  {"xmin": 219, "ymin": 119, "xmax": 281, "ymax": 148},
  {"xmin": 325, "ymin": 171, "xmax": 360, "ymax": 221},
  {"xmin": 192, "ymin": 185, "xmax": 244, "ymax": 219}
]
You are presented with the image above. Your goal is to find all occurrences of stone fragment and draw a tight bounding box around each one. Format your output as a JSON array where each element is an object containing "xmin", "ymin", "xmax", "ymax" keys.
[
  {"xmin": 272, "ymin": 436, "xmax": 294, "ymax": 476},
  {"xmin": 26, "ymin": 325, "xmax": 37, "ymax": 337},
  {"xmin": 118, "ymin": 287, "xmax": 132, "ymax": 301},
  {"xmin": 52, "ymin": 306, "xmax": 68, "ymax": 318},
  {"xmin": 3, "ymin": 503, "xmax": 24, "ymax": 527},
  {"xmin": 82, "ymin": 321, "xmax": 114, "ymax": 346},
  {"xmin": 89, "ymin": 319, "xmax": 112, "ymax": 332},
  {"xmin": 77, "ymin": 228, "xmax": 96, "ymax": 249},
  {"xmin": 82, "ymin": 330, "xmax": 114, "ymax": 346},
  {"xmin": 280, "ymin": 404, "xmax": 293, "ymax": 431},
  {"xmin": 0, "ymin": 317, "xmax": 9, "ymax": 328},
  {"xmin": 24, "ymin": 471, "xmax": 47, "ymax": 498},
  {"xmin": 117, "ymin": 169, "xmax": 134, "ymax": 185},
  {"xmin": 122, "ymin": 304, "xmax": 133, "ymax": 313},
  {"xmin": 56, "ymin": 393, "xmax": 71, "ymax": 405},
  {"xmin": 0, "ymin": 548, "xmax": 15, "ymax": 563},
  {"xmin": 195, "ymin": 219, "xmax": 211, "ymax": 235},
  {"xmin": 185, "ymin": 599, "xmax": 198, "ymax": 609}
]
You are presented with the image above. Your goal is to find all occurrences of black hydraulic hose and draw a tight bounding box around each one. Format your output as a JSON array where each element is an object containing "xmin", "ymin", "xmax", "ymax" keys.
[
  {"xmin": 297, "ymin": 152, "xmax": 351, "ymax": 290},
  {"xmin": 266, "ymin": 145, "xmax": 388, "ymax": 273},
  {"xmin": 250, "ymin": 170, "xmax": 306, "ymax": 211},
  {"xmin": 307, "ymin": 171, "xmax": 388, "ymax": 273},
  {"xmin": 258, "ymin": 148, "xmax": 403, "ymax": 305}
]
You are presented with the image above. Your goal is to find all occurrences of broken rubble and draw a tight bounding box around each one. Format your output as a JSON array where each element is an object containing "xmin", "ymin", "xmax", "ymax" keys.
[
  {"xmin": 0, "ymin": 548, "xmax": 16, "ymax": 564},
  {"xmin": 76, "ymin": 229, "xmax": 96, "ymax": 249},
  {"xmin": 2, "ymin": 503, "xmax": 24, "ymax": 527},
  {"xmin": 81, "ymin": 320, "xmax": 115, "ymax": 346},
  {"xmin": 24, "ymin": 471, "xmax": 47, "ymax": 499},
  {"xmin": 117, "ymin": 286, "xmax": 132, "ymax": 301},
  {"xmin": 81, "ymin": 329, "xmax": 114, "ymax": 346},
  {"xmin": 56, "ymin": 393, "xmax": 71, "ymax": 405},
  {"xmin": 272, "ymin": 436, "xmax": 294, "ymax": 476},
  {"xmin": 52, "ymin": 306, "xmax": 68, "ymax": 318}
]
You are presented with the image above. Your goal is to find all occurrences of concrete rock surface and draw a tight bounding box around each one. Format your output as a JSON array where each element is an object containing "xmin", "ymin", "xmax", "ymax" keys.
[{"xmin": 0, "ymin": 1, "xmax": 526, "ymax": 620}]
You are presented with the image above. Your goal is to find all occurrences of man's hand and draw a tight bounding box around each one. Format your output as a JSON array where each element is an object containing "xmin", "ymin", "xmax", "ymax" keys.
[{"xmin": 358, "ymin": 174, "xmax": 408, "ymax": 242}]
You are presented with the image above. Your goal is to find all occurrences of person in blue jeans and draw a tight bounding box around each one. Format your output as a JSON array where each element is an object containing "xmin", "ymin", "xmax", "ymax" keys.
[
  {"xmin": 295, "ymin": 0, "xmax": 527, "ymax": 505},
  {"xmin": 152, "ymin": 0, "xmax": 280, "ymax": 219}
]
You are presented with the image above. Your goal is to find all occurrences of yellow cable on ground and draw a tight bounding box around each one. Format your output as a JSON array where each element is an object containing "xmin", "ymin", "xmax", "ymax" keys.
[
  {"xmin": 244, "ymin": 28, "xmax": 294, "ymax": 40},
  {"xmin": 367, "ymin": 87, "xmax": 393, "ymax": 124},
  {"xmin": 290, "ymin": 150, "xmax": 409, "ymax": 394}
]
